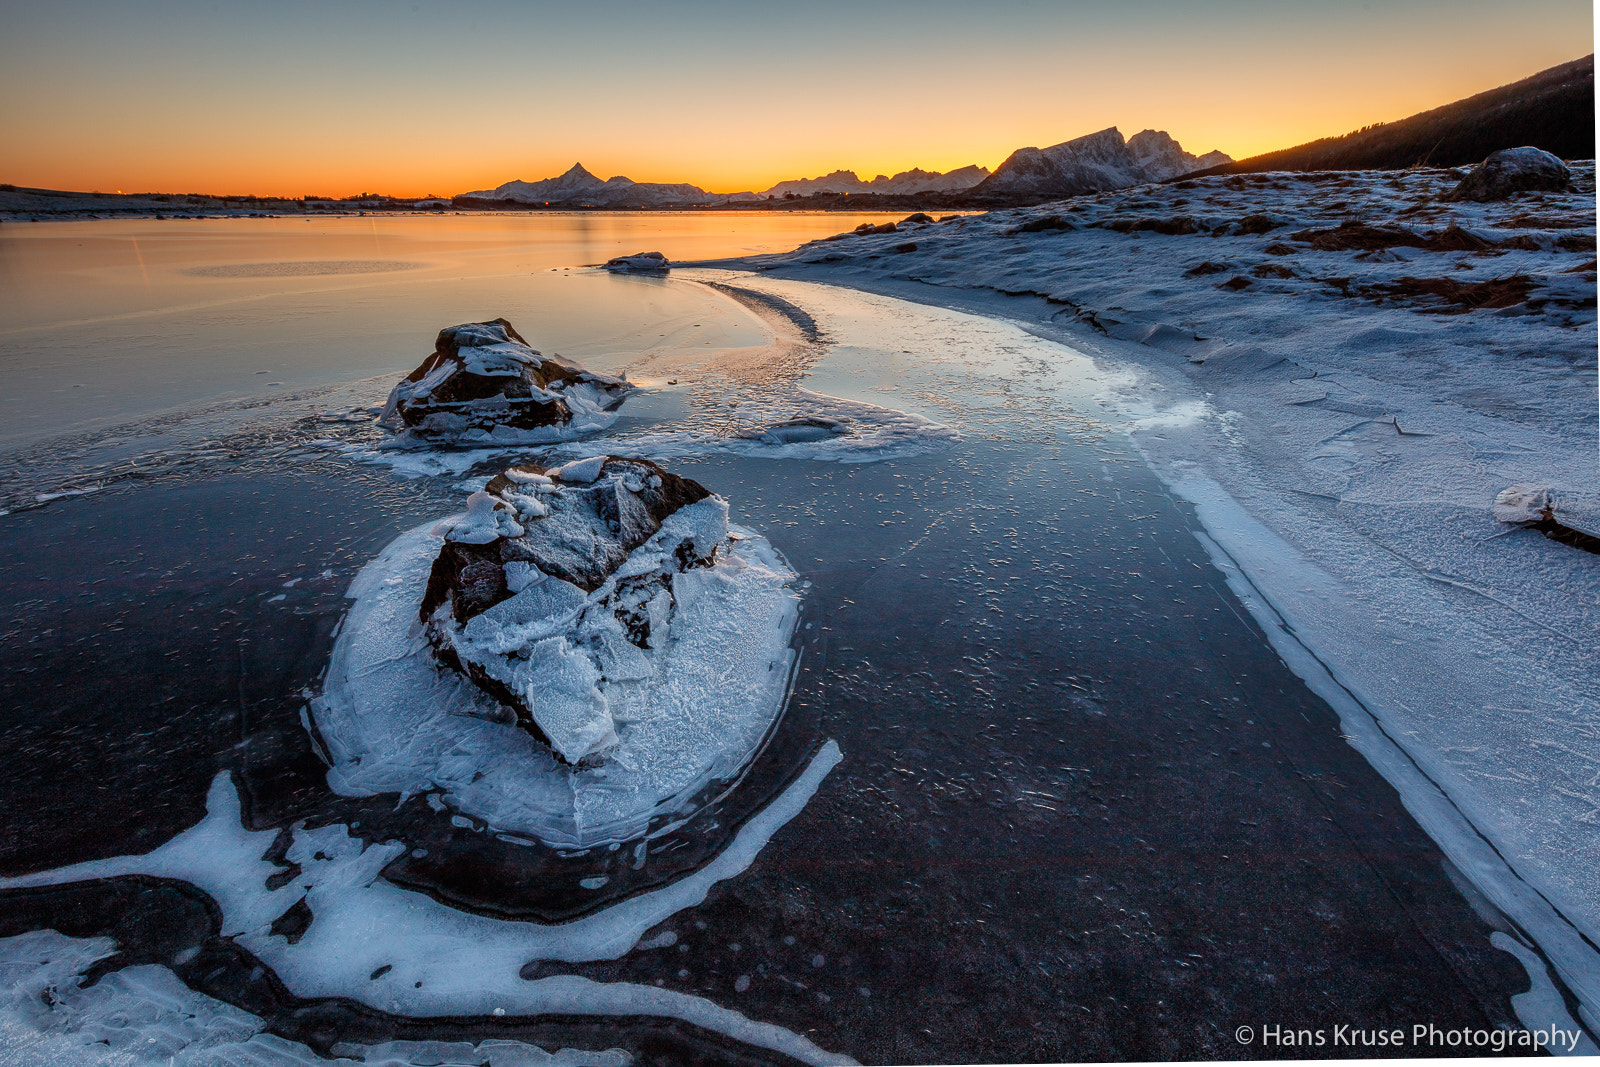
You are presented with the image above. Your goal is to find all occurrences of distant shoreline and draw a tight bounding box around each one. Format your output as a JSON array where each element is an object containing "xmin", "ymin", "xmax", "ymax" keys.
[{"xmin": 0, "ymin": 183, "xmax": 1041, "ymax": 223}]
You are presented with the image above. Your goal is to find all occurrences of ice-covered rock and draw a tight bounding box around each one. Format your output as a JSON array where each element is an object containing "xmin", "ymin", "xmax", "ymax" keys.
[
  {"xmin": 311, "ymin": 457, "xmax": 801, "ymax": 843},
  {"xmin": 422, "ymin": 457, "xmax": 730, "ymax": 763},
  {"xmin": 604, "ymin": 251, "xmax": 671, "ymax": 273},
  {"xmin": 377, "ymin": 319, "xmax": 633, "ymax": 445},
  {"xmin": 1446, "ymin": 147, "xmax": 1572, "ymax": 202}
]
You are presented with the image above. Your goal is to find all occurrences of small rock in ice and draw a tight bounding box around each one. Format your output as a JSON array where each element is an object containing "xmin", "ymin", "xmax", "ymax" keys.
[
  {"xmin": 1492, "ymin": 484, "xmax": 1555, "ymax": 524},
  {"xmin": 605, "ymin": 251, "xmax": 671, "ymax": 273},
  {"xmin": 377, "ymin": 318, "xmax": 633, "ymax": 445},
  {"xmin": 1445, "ymin": 147, "xmax": 1572, "ymax": 202},
  {"xmin": 734, "ymin": 415, "xmax": 852, "ymax": 445}
]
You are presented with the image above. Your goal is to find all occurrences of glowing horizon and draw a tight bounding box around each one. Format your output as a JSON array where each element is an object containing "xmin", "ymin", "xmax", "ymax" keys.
[{"xmin": 0, "ymin": 0, "xmax": 1590, "ymax": 200}]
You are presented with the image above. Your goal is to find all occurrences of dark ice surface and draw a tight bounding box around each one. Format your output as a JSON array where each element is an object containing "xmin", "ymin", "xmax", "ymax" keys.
[{"xmin": 0, "ymin": 429, "xmax": 1538, "ymax": 1062}]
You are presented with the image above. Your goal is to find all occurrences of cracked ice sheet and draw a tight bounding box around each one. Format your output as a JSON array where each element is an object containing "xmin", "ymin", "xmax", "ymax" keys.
[
  {"xmin": 0, "ymin": 744, "xmax": 852, "ymax": 1067},
  {"xmin": 0, "ymin": 930, "xmax": 629, "ymax": 1067}
]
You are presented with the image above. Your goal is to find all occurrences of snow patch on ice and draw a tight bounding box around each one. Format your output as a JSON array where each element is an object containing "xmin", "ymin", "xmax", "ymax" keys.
[{"xmin": 0, "ymin": 929, "xmax": 632, "ymax": 1066}]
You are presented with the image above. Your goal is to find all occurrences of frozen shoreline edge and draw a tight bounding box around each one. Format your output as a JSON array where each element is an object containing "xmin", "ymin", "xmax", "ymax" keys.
[{"xmin": 708, "ymin": 267, "xmax": 1600, "ymax": 1047}]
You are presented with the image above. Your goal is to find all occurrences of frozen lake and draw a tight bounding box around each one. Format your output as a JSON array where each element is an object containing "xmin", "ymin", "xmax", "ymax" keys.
[{"xmin": 0, "ymin": 216, "xmax": 1564, "ymax": 1063}]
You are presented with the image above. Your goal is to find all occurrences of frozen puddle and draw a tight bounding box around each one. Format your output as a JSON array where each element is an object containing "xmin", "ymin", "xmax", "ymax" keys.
[{"xmin": 0, "ymin": 748, "xmax": 850, "ymax": 1066}]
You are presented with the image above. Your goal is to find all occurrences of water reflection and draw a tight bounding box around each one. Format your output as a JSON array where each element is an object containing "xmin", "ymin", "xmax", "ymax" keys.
[{"xmin": 0, "ymin": 213, "xmax": 899, "ymax": 449}]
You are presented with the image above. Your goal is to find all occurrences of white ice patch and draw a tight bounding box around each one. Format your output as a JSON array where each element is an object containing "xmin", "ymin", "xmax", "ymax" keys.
[
  {"xmin": 0, "ymin": 929, "xmax": 632, "ymax": 1066},
  {"xmin": 439, "ymin": 491, "xmax": 527, "ymax": 544},
  {"xmin": 311, "ymin": 514, "xmax": 802, "ymax": 845},
  {"xmin": 0, "ymin": 745, "xmax": 851, "ymax": 1067}
]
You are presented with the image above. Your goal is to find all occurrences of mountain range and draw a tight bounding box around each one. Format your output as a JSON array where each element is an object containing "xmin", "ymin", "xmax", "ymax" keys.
[
  {"xmin": 455, "ymin": 128, "xmax": 1226, "ymax": 209},
  {"xmin": 757, "ymin": 166, "xmax": 991, "ymax": 198},
  {"xmin": 457, "ymin": 162, "xmax": 995, "ymax": 207},
  {"xmin": 457, "ymin": 164, "xmax": 712, "ymax": 208},
  {"xmin": 972, "ymin": 128, "xmax": 1231, "ymax": 198}
]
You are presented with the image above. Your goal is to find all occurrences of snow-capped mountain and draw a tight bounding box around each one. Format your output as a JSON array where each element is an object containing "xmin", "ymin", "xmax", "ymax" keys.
[
  {"xmin": 458, "ymin": 164, "xmax": 716, "ymax": 207},
  {"xmin": 1127, "ymin": 129, "xmax": 1233, "ymax": 181},
  {"xmin": 974, "ymin": 128, "xmax": 1231, "ymax": 197},
  {"xmin": 759, "ymin": 165, "xmax": 991, "ymax": 198}
]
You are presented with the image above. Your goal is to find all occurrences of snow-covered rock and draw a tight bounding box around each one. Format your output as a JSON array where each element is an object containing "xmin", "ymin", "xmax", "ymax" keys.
[
  {"xmin": 605, "ymin": 251, "xmax": 670, "ymax": 273},
  {"xmin": 377, "ymin": 319, "xmax": 633, "ymax": 446},
  {"xmin": 1446, "ymin": 147, "xmax": 1572, "ymax": 202},
  {"xmin": 974, "ymin": 127, "xmax": 1231, "ymax": 198}
]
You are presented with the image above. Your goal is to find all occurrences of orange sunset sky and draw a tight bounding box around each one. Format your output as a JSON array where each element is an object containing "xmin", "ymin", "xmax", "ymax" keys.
[{"xmin": 1, "ymin": 0, "xmax": 1592, "ymax": 198}]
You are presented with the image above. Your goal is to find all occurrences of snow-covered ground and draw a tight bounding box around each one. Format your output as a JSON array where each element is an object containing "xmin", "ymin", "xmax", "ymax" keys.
[{"xmin": 706, "ymin": 164, "xmax": 1600, "ymax": 1031}]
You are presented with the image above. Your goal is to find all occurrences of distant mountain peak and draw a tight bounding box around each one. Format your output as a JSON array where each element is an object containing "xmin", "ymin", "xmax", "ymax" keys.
[
  {"xmin": 758, "ymin": 165, "xmax": 991, "ymax": 198},
  {"xmin": 975, "ymin": 127, "xmax": 1231, "ymax": 198},
  {"xmin": 459, "ymin": 162, "xmax": 713, "ymax": 206},
  {"xmin": 558, "ymin": 162, "xmax": 599, "ymax": 182}
]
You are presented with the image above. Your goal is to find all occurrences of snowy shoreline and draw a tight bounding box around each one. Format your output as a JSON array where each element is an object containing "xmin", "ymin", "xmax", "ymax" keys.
[{"xmin": 690, "ymin": 166, "xmax": 1600, "ymax": 1036}]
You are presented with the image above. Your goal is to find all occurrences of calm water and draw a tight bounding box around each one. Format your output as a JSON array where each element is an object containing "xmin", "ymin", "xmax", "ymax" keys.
[
  {"xmin": 0, "ymin": 217, "xmax": 1534, "ymax": 1064},
  {"xmin": 0, "ymin": 212, "xmax": 898, "ymax": 449}
]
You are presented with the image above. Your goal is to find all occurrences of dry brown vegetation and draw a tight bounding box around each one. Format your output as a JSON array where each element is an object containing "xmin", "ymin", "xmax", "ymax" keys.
[{"xmin": 1362, "ymin": 274, "xmax": 1534, "ymax": 313}]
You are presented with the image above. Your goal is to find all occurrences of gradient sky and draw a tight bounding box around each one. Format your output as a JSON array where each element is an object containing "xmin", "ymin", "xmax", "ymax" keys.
[{"xmin": 1, "ymin": 0, "xmax": 1591, "ymax": 197}]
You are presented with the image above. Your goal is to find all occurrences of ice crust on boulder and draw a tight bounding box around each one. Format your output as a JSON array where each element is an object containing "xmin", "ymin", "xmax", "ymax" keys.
[
  {"xmin": 605, "ymin": 251, "xmax": 671, "ymax": 273},
  {"xmin": 1447, "ymin": 147, "xmax": 1572, "ymax": 202},
  {"xmin": 312, "ymin": 458, "xmax": 801, "ymax": 844},
  {"xmin": 378, "ymin": 319, "xmax": 634, "ymax": 446}
]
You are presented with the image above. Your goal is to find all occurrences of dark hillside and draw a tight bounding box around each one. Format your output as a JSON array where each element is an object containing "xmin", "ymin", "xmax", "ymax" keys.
[{"xmin": 1192, "ymin": 55, "xmax": 1593, "ymax": 176}]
